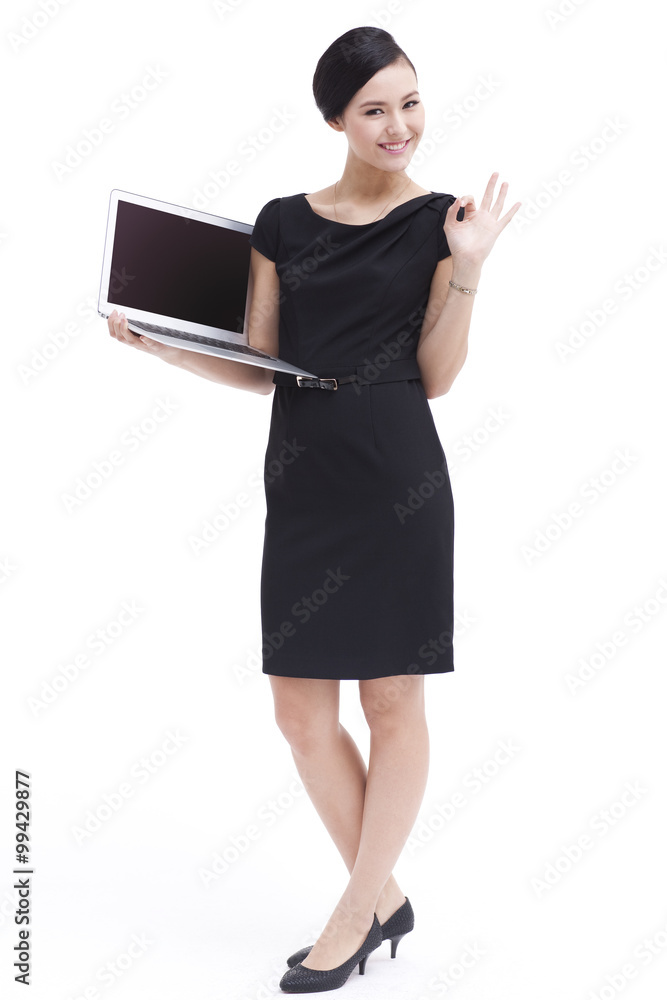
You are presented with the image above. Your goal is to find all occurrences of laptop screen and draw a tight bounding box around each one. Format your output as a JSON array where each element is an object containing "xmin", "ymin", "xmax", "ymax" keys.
[{"xmin": 106, "ymin": 199, "xmax": 251, "ymax": 334}]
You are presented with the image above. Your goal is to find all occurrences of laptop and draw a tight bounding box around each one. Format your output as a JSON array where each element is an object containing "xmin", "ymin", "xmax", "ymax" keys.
[{"xmin": 97, "ymin": 189, "xmax": 317, "ymax": 378}]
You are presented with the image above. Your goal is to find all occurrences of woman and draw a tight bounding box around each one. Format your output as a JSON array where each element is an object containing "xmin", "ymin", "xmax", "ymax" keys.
[{"xmin": 108, "ymin": 25, "xmax": 519, "ymax": 995}]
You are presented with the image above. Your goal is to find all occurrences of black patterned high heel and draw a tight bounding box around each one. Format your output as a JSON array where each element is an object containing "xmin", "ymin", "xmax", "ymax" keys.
[
  {"xmin": 382, "ymin": 895, "xmax": 415, "ymax": 957},
  {"xmin": 285, "ymin": 896, "xmax": 414, "ymax": 968},
  {"xmin": 279, "ymin": 914, "xmax": 382, "ymax": 993}
]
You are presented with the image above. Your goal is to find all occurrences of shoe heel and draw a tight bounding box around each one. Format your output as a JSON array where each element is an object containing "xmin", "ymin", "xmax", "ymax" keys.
[
  {"xmin": 358, "ymin": 955, "xmax": 368, "ymax": 975},
  {"xmin": 389, "ymin": 932, "xmax": 407, "ymax": 958}
]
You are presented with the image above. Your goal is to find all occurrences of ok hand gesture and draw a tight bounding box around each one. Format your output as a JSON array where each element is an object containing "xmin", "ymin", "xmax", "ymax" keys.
[{"xmin": 444, "ymin": 172, "xmax": 521, "ymax": 266}]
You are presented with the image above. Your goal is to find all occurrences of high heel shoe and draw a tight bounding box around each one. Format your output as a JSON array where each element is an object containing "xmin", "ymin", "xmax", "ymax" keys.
[
  {"xmin": 279, "ymin": 913, "xmax": 382, "ymax": 993},
  {"xmin": 285, "ymin": 896, "xmax": 414, "ymax": 968}
]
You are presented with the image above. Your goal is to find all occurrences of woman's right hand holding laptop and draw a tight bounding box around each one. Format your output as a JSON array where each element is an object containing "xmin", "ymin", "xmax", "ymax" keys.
[
  {"xmin": 107, "ymin": 309, "xmax": 183, "ymax": 361},
  {"xmin": 106, "ymin": 307, "xmax": 275, "ymax": 395}
]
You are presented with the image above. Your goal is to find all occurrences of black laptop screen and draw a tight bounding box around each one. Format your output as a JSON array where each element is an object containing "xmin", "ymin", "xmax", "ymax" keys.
[{"xmin": 106, "ymin": 200, "xmax": 251, "ymax": 333}]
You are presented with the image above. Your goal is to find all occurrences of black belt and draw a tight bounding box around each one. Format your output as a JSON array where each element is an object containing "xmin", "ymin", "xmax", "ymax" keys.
[{"xmin": 273, "ymin": 357, "xmax": 422, "ymax": 390}]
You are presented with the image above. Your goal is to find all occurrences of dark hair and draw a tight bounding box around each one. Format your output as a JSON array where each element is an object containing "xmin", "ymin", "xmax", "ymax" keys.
[{"xmin": 312, "ymin": 26, "xmax": 417, "ymax": 124}]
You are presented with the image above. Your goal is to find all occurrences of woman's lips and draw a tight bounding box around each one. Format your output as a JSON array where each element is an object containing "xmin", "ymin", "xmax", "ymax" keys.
[{"xmin": 379, "ymin": 138, "xmax": 411, "ymax": 155}]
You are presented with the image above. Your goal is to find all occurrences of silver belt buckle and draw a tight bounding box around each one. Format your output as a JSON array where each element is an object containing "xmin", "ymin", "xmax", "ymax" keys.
[{"xmin": 296, "ymin": 376, "xmax": 338, "ymax": 390}]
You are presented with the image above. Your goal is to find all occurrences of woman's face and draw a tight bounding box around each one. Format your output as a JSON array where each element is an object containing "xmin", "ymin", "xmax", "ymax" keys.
[{"xmin": 330, "ymin": 59, "xmax": 425, "ymax": 171}]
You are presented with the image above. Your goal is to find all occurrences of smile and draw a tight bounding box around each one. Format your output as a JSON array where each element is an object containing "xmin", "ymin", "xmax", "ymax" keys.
[{"xmin": 379, "ymin": 139, "xmax": 411, "ymax": 153}]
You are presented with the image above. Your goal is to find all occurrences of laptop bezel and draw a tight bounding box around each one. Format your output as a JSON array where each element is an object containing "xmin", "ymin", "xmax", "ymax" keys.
[{"xmin": 97, "ymin": 188, "xmax": 253, "ymax": 345}]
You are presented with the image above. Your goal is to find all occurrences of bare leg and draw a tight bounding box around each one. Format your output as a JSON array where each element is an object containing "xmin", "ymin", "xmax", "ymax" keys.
[
  {"xmin": 269, "ymin": 676, "xmax": 407, "ymax": 926},
  {"xmin": 298, "ymin": 674, "xmax": 429, "ymax": 971}
]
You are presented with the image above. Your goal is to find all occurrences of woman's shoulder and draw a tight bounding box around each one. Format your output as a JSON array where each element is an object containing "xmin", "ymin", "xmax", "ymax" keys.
[
  {"xmin": 255, "ymin": 186, "xmax": 454, "ymax": 213},
  {"xmin": 252, "ymin": 192, "xmax": 304, "ymax": 221},
  {"xmin": 426, "ymin": 190, "xmax": 457, "ymax": 204},
  {"xmin": 256, "ymin": 192, "xmax": 305, "ymax": 206},
  {"xmin": 257, "ymin": 185, "xmax": 452, "ymax": 204}
]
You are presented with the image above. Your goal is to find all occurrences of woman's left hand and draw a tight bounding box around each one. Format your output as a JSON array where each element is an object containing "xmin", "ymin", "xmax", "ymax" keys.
[{"xmin": 444, "ymin": 172, "xmax": 521, "ymax": 266}]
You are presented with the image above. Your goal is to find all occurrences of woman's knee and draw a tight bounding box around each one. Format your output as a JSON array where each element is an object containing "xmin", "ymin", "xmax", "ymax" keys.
[
  {"xmin": 270, "ymin": 676, "xmax": 340, "ymax": 752},
  {"xmin": 359, "ymin": 674, "xmax": 425, "ymax": 732}
]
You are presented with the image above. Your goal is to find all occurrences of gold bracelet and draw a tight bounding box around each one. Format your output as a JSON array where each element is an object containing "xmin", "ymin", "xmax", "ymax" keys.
[{"xmin": 449, "ymin": 279, "xmax": 478, "ymax": 296}]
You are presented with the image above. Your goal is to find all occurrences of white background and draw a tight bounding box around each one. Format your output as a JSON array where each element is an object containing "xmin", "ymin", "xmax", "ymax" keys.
[{"xmin": 2, "ymin": 0, "xmax": 666, "ymax": 998}]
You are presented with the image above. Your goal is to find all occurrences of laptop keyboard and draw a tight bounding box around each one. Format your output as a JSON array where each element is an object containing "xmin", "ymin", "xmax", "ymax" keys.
[{"xmin": 129, "ymin": 319, "xmax": 273, "ymax": 359}]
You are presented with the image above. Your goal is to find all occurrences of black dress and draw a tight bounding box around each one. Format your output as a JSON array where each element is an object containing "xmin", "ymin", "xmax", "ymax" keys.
[{"xmin": 248, "ymin": 191, "xmax": 457, "ymax": 680}]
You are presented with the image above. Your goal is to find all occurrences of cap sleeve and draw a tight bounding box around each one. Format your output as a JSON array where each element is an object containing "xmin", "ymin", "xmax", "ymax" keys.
[
  {"xmin": 437, "ymin": 195, "xmax": 457, "ymax": 261},
  {"xmin": 248, "ymin": 197, "xmax": 281, "ymax": 262}
]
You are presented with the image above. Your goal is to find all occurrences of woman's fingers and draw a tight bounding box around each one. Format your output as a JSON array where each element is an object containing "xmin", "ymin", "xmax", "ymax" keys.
[
  {"xmin": 107, "ymin": 310, "xmax": 183, "ymax": 363},
  {"xmin": 493, "ymin": 182, "xmax": 508, "ymax": 216},
  {"xmin": 108, "ymin": 309, "xmax": 130, "ymax": 342},
  {"xmin": 120, "ymin": 316, "xmax": 136, "ymax": 344},
  {"xmin": 108, "ymin": 309, "xmax": 151, "ymax": 349}
]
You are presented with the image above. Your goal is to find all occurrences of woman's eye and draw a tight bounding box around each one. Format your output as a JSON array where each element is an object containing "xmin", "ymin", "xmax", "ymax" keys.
[{"xmin": 365, "ymin": 101, "xmax": 420, "ymax": 116}]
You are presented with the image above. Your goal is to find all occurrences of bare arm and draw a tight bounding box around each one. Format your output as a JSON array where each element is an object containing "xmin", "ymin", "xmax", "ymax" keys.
[
  {"xmin": 107, "ymin": 246, "xmax": 280, "ymax": 396},
  {"xmin": 417, "ymin": 175, "xmax": 520, "ymax": 398},
  {"xmin": 416, "ymin": 254, "xmax": 482, "ymax": 399}
]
